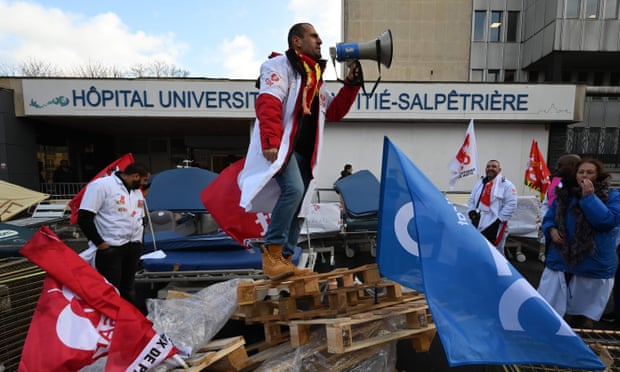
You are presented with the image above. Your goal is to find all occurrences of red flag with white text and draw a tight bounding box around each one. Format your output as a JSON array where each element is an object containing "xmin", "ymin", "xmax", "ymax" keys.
[
  {"xmin": 200, "ymin": 159, "xmax": 269, "ymax": 247},
  {"xmin": 524, "ymin": 140, "xmax": 551, "ymax": 200},
  {"xmin": 68, "ymin": 153, "xmax": 135, "ymax": 224},
  {"xmin": 448, "ymin": 119, "xmax": 479, "ymax": 187},
  {"xmin": 18, "ymin": 226, "xmax": 177, "ymax": 372}
]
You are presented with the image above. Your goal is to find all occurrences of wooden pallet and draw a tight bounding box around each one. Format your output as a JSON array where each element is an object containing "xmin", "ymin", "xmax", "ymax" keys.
[
  {"xmin": 171, "ymin": 336, "xmax": 249, "ymax": 372},
  {"xmin": 253, "ymin": 291, "xmax": 426, "ymax": 349},
  {"xmin": 237, "ymin": 282, "xmax": 413, "ymax": 323},
  {"xmin": 236, "ymin": 264, "xmax": 415, "ymax": 323},
  {"xmin": 237, "ymin": 264, "xmax": 381, "ymax": 305},
  {"xmin": 286, "ymin": 300, "xmax": 436, "ymax": 354}
]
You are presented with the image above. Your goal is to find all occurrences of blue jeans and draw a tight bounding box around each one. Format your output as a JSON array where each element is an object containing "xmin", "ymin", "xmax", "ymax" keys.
[{"xmin": 265, "ymin": 151, "xmax": 311, "ymax": 256}]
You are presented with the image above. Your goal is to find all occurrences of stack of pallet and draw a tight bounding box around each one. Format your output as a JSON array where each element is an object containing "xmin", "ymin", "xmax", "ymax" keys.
[{"xmin": 173, "ymin": 263, "xmax": 436, "ymax": 371}]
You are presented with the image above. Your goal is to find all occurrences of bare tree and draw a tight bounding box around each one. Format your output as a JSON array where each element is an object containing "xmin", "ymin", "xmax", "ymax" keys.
[
  {"xmin": 143, "ymin": 60, "xmax": 189, "ymax": 78},
  {"xmin": 72, "ymin": 60, "xmax": 123, "ymax": 78},
  {"xmin": 4, "ymin": 58, "xmax": 191, "ymax": 78},
  {"xmin": 130, "ymin": 63, "xmax": 148, "ymax": 78},
  {"xmin": 168, "ymin": 65, "xmax": 190, "ymax": 78},
  {"xmin": 19, "ymin": 58, "xmax": 62, "ymax": 77}
]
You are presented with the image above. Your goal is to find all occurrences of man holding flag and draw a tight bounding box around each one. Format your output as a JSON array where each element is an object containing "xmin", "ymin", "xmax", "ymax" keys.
[
  {"xmin": 77, "ymin": 162, "xmax": 151, "ymax": 307},
  {"xmin": 467, "ymin": 159, "xmax": 518, "ymax": 256}
]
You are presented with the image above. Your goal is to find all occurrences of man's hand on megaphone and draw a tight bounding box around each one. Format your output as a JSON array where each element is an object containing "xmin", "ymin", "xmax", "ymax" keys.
[{"xmin": 344, "ymin": 61, "xmax": 362, "ymax": 86}]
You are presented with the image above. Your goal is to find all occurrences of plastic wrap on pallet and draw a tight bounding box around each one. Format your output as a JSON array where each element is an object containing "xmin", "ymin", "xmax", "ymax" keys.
[
  {"xmin": 255, "ymin": 317, "xmax": 400, "ymax": 372},
  {"xmin": 146, "ymin": 279, "xmax": 242, "ymax": 355}
]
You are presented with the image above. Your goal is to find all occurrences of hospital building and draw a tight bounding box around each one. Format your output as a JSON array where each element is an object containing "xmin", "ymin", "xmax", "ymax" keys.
[{"xmin": 0, "ymin": 0, "xmax": 619, "ymax": 195}]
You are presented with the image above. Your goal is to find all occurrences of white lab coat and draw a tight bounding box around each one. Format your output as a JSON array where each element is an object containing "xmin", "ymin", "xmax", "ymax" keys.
[
  {"xmin": 467, "ymin": 173, "xmax": 518, "ymax": 231},
  {"xmin": 238, "ymin": 54, "xmax": 334, "ymax": 215}
]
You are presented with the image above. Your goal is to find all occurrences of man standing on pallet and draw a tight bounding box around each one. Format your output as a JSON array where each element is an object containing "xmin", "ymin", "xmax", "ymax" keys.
[{"xmin": 238, "ymin": 22, "xmax": 361, "ymax": 279}]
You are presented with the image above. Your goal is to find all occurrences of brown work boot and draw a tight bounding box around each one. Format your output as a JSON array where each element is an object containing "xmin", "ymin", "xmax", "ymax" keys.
[
  {"xmin": 284, "ymin": 255, "xmax": 313, "ymax": 276},
  {"xmin": 261, "ymin": 244, "xmax": 294, "ymax": 280}
]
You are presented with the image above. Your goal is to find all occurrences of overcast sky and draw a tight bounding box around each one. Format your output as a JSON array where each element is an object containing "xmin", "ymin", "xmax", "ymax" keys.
[{"xmin": 0, "ymin": 0, "xmax": 342, "ymax": 79}]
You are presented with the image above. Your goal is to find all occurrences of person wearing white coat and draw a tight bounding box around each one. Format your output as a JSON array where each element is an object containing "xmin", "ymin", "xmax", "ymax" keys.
[
  {"xmin": 467, "ymin": 159, "xmax": 518, "ymax": 255},
  {"xmin": 238, "ymin": 23, "xmax": 361, "ymax": 279}
]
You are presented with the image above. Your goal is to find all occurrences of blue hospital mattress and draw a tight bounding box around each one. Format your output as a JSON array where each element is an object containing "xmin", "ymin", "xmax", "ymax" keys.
[
  {"xmin": 143, "ymin": 230, "xmax": 242, "ymax": 251},
  {"xmin": 334, "ymin": 170, "xmax": 380, "ymax": 218},
  {"xmin": 141, "ymin": 245, "xmax": 302, "ymax": 271}
]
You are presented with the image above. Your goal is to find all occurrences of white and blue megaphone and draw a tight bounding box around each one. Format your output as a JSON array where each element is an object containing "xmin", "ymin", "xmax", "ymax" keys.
[
  {"xmin": 329, "ymin": 29, "xmax": 393, "ymax": 68},
  {"xmin": 329, "ymin": 29, "xmax": 393, "ymax": 96}
]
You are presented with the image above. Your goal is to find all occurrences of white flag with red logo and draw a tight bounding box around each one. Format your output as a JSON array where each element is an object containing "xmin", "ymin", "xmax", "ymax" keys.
[
  {"xmin": 18, "ymin": 226, "xmax": 178, "ymax": 372},
  {"xmin": 68, "ymin": 153, "xmax": 135, "ymax": 224},
  {"xmin": 448, "ymin": 119, "xmax": 479, "ymax": 187},
  {"xmin": 200, "ymin": 159, "xmax": 269, "ymax": 247}
]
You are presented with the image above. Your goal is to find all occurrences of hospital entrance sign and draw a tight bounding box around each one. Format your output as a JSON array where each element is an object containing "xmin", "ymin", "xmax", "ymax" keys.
[{"xmin": 22, "ymin": 79, "xmax": 582, "ymax": 122}]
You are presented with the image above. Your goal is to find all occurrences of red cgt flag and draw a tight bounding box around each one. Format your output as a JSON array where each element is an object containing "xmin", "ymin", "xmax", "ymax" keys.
[
  {"xmin": 68, "ymin": 153, "xmax": 135, "ymax": 224},
  {"xmin": 200, "ymin": 159, "xmax": 269, "ymax": 247},
  {"xmin": 524, "ymin": 139, "xmax": 551, "ymax": 200},
  {"xmin": 18, "ymin": 226, "xmax": 178, "ymax": 372}
]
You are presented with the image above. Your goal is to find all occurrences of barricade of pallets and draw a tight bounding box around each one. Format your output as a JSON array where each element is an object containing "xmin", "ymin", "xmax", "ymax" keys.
[
  {"xmin": 235, "ymin": 263, "xmax": 436, "ymax": 354},
  {"xmin": 236, "ymin": 264, "xmax": 405, "ymax": 321},
  {"xmin": 288, "ymin": 299, "xmax": 435, "ymax": 354},
  {"xmin": 163, "ymin": 264, "xmax": 436, "ymax": 371}
]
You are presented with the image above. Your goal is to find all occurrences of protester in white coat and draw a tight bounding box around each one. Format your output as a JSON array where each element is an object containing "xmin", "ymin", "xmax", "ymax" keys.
[
  {"xmin": 238, "ymin": 23, "xmax": 361, "ymax": 279},
  {"xmin": 467, "ymin": 159, "xmax": 518, "ymax": 255}
]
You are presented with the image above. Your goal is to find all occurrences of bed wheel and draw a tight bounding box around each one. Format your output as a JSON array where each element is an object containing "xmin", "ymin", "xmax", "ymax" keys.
[{"xmin": 345, "ymin": 245, "xmax": 355, "ymax": 258}]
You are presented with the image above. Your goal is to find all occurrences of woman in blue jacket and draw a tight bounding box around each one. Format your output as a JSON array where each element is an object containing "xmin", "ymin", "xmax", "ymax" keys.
[{"xmin": 538, "ymin": 158, "xmax": 620, "ymax": 328}]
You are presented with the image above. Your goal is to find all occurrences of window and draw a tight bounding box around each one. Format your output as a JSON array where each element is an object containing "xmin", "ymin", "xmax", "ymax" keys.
[
  {"xmin": 585, "ymin": 0, "xmax": 599, "ymax": 18},
  {"xmin": 610, "ymin": 71, "xmax": 620, "ymax": 85},
  {"xmin": 487, "ymin": 69, "xmax": 500, "ymax": 82},
  {"xmin": 471, "ymin": 69, "xmax": 484, "ymax": 82},
  {"xmin": 603, "ymin": 0, "xmax": 618, "ymax": 18},
  {"xmin": 474, "ymin": 11, "xmax": 486, "ymax": 41},
  {"xmin": 593, "ymin": 71, "xmax": 605, "ymax": 85},
  {"xmin": 528, "ymin": 70, "xmax": 539, "ymax": 82},
  {"xmin": 567, "ymin": 0, "xmax": 581, "ymax": 17},
  {"xmin": 561, "ymin": 70, "xmax": 573, "ymax": 82},
  {"xmin": 490, "ymin": 11, "xmax": 503, "ymax": 42},
  {"xmin": 506, "ymin": 11, "xmax": 520, "ymax": 42},
  {"xmin": 577, "ymin": 71, "xmax": 589, "ymax": 83},
  {"xmin": 504, "ymin": 70, "xmax": 516, "ymax": 82}
]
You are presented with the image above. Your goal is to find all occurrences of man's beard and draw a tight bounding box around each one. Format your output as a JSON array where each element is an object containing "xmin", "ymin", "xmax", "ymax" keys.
[{"xmin": 130, "ymin": 181, "xmax": 142, "ymax": 189}]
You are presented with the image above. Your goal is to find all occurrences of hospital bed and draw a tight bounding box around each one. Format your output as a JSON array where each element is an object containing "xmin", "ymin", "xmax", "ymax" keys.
[
  {"xmin": 333, "ymin": 170, "xmax": 381, "ymax": 258},
  {"xmin": 137, "ymin": 210, "xmax": 302, "ymax": 284}
]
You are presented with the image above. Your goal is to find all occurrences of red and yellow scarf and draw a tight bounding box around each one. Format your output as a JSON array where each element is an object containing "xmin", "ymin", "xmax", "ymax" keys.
[{"xmin": 298, "ymin": 52, "xmax": 322, "ymax": 115}]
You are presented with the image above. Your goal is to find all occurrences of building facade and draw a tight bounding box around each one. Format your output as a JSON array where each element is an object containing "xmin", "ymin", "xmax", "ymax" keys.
[
  {"xmin": 344, "ymin": 0, "xmax": 620, "ymax": 170},
  {"xmin": 1, "ymin": 0, "xmax": 612, "ymax": 195}
]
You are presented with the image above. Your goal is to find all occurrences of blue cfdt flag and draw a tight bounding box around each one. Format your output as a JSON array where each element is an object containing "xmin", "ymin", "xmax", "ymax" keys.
[{"xmin": 377, "ymin": 137, "xmax": 604, "ymax": 370}]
